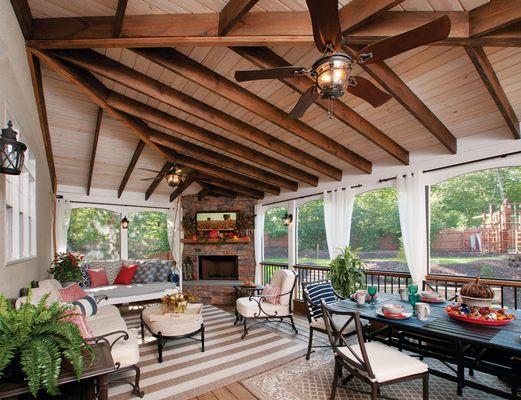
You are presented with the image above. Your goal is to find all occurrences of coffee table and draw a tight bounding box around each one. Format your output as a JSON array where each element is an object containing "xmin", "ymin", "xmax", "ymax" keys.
[{"xmin": 140, "ymin": 303, "xmax": 205, "ymax": 363}]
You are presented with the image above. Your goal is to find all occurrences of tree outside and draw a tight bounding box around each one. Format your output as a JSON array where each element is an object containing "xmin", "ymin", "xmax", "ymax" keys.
[
  {"xmin": 263, "ymin": 206, "xmax": 288, "ymax": 263},
  {"xmin": 128, "ymin": 211, "xmax": 170, "ymax": 259}
]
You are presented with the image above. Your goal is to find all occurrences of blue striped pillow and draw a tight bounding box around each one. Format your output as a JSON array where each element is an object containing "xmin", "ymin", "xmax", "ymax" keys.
[
  {"xmin": 305, "ymin": 282, "xmax": 337, "ymax": 320},
  {"xmin": 72, "ymin": 295, "xmax": 98, "ymax": 317}
]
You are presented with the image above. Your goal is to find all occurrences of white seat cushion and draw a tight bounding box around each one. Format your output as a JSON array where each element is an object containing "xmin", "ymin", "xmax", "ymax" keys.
[
  {"xmin": 338, "ymin": 341, "xmax": 428, "ymax": 383},
  {"xmin": 86, "ymin": 305, "xmax": 121, "ymax": 323},
  {"xmin": 111, "ymin": 331, "xmax": 140, "ymax": 368},
  {"xmin": 310, "ymin": 315, "xmax": 362, "ymax": 334},
  {"xmin": 38, "ymin": 279, "xmax": 63, "ymax": 290},
  {"xmin": 86, "ymin": 314, "xmax": 129, "ymax": 344},
  {"xmin": 236, "ymin": 296, "xmax": 290, "ymax": 318}
]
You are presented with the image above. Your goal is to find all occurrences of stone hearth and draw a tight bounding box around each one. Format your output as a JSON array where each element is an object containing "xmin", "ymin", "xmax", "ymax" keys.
[{"xmin": 181, "ymin": 195, "xmax": 256, "ymax": 304}]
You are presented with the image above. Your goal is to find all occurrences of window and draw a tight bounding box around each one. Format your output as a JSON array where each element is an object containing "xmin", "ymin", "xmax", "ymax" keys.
[
  {"xmin": 429, "ymin": 167, "xmax": 521, "ymax": 279},
  {"xmin": 297, "ymin": 199, "xmax": 328, "ymax": 266},
  {"xmin": 128, "ymin": 211, "xmax": 170, "ymax": 259},
  {"xmin": 4, "ymin": 120, "xmax": 36, "ymax": 261},
  {"xmin": 67, "ymin": 207, "xmax": 121, "ymax": 260},
  {"xmin": 350, "ymin": 188, "xmax": 406, "ymax": 272},
  {"xmin": 263, "ymin": 206, "xmax": 289, "ymax": 263}
]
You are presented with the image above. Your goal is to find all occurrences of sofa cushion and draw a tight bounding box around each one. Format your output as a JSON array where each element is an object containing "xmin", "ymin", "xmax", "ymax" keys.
[
  {"xmin": 72, "ymin": 295, "xmax": 98, "ymax": 317},
  {"xmin": 132, "ymin": 261, "xmax": 158, "ymax": 284},
  {"xmin": 154, "ymin": 261, "xmax": 172, "ymax": 282},
  {"xmin": 86, "ymin": 314, "xmax": 128, "ymax": 342},
  {"xmin": 86, "ymin": 305, "xmax": 121, "ymax": 323},
  {"xmin": 88, "ymin": 268, "xmax": 109, "ymax": 287},
  {"xmin": 38, "ymin": 279, "xmax": 63, "ymax": 290},
  {"xmin": 79, "ymin": 263, "xmax": 92, "ymax": 288},
  {"xmin": 236, "ymin": 296, "xmax": 291, "ymax": 318},
  {"xmin": 85, "ymin": 282, "xmax": 176, "ymax": 301},
  {"xmin": 111, "ymin": 332, "xmax": 140, "ymax": 368},
  {"xmin": 16, "ymin": 287, "xmax": 61, "ymax": 309},
  {"xmin": 87, "ymin": 261, "xmax": 122, "ymax": 284},
  {"xmin": 114, "ymin": 264, "xmax": 137, "ymax": 285},
  {"xmin": 58, "ymin": 283, "xmax": 87, "ymax": 302}
]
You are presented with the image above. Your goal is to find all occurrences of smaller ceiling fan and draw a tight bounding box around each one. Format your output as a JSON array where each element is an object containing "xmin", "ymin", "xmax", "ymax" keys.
[
  {"xmin": 234, "ymin": 0, "xmax": 451, "ymax": 119},
  {"xmin": 139, "ymin": 165, "xmax": 189, "ymax": 187}
]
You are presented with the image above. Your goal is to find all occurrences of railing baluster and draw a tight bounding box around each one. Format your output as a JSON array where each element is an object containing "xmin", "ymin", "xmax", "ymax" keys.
[
  {"xmin": 515, "ymin": 287, "xmax": 518, "ymax": 310},
  {"xmin": 500, "ymin": 286, "xmax": 505, "ymax": 308}
]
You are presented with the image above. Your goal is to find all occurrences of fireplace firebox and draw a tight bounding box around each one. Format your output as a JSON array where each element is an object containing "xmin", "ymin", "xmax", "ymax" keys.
[{"xmin": 198, "ymin": 255, "xmax": 238, "ymax": 280}]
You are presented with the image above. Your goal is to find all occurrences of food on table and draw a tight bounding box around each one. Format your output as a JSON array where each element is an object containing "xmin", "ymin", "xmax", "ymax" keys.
[
  {"xmin": 460, "ymin": 277, "xmax": 495, "ymax": 299},
  {"xmin": 445, "ymin": 304, "xmax": 515, "ymax": 322}
]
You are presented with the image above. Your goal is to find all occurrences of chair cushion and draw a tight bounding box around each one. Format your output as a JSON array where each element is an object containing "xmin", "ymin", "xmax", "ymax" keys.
[
  {"xmin": 38, "ymin": 279, "xmax": 63, "ymax": 290},
  {"xmin": 72, "ymin": 295, "xmax": 98, "ymax": 317},
  {"xmin": 262, "ymin": 284, "xmax": 280, "ymax": 304},
  {"xmin": 111, "ymin": 331, "xmax": 140, "ymax": 368},
  {"xmin": 16, "ymin": 288, "xmax": 61, "ymax": 309},
  {"xmin": 305, "ymin": 282, "xmax": 337, "ymax": 320},
  {"xmin": 86, "ymin": 305, "xmax": 121, "ymax": 323},
  {"xmin": 270, "ymin": 269, "xmax": 295, "ymax": 306},
  {"xmin": 114, "ymin": 264, "xmax": 138, "ymax": 285},
  {"xmin": 58, "ymin": 283, "xmax": 87, "ymax": 302},
  {"xmin": 86, "ymin": 314, "xmax": 129, "ymax": 344},
  {"xmin": 88, "ymin": 268, "xmax": 109, "ymax": 287},
  {"xmin": 338, "ymin": 341, "xmax": 428, "ymax": 383},
  {"xmin": 236, "ymin": 296, "xmax": 291, "ymax": 318},
  {"xmin": 310, "ymin": 314, "xmax": 361, "ymax": 334}
]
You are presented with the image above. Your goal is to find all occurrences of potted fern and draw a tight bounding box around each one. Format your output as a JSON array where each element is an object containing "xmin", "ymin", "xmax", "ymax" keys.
[
  {"xmin": 0, "ymin": 292, "xmax": 93, "ymax": 397},
  {"xmin": 328, "ymin": 246, "xmax": 366, "ymax": 298}
]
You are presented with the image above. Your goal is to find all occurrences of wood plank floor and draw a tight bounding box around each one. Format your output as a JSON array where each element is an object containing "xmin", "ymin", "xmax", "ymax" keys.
[{"xmin": 188, "ymin": 306, "xmax": 329, "ymax": 400}]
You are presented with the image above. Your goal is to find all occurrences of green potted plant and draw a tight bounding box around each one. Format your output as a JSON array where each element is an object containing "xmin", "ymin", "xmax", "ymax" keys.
[
  {"xmin": 48, "ymin": 252, "xmax": 83, "ymax": 284},
  {"xmin": 0, "ymin": 292, "xmax": 93, "ymax": 396},
  {"xmin": 328, "ymin": 246, "xmax": 366, "ymax": 298}
]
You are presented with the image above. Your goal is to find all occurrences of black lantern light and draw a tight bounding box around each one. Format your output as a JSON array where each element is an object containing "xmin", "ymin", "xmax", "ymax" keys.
[
  {"xmin": 282, "ymin": 212, "xmax": 293, "ymax": 227},
  {"xmin": 165, "ymin": 166, "xmax": 183, "ymax": 187},
  {"xmin": 0, "ymin": 121, "xmax": 27, "ymax": 175},
  {"xmin": 121, "ymin": 216, "xmax": 129, "ymax": 229},
  {"xmin": 311, "ymin": 52, "xmax": 352, "ymax": 100}
]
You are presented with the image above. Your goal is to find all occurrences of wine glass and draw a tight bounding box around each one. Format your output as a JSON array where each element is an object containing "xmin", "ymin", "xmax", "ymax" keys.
[{"xmin": 367, "ymin": 285, "xmax": 377, "ymax": 305}]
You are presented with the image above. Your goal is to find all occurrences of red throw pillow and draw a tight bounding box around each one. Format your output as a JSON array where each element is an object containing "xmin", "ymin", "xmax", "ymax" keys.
[
  {"xmin": 114, "ymin": 264, "xmax": 138, "ymax": 285},
  {"xmin": 63, "ymin": 309, "xmax": 93, "ymax": 338},
  {"xmin": 87, "ymin": 268, "xmax": 109, "ymax": 287},
  {"xmin": 58, "ymin": 283, "xmax": 87, "ymax": 302}
]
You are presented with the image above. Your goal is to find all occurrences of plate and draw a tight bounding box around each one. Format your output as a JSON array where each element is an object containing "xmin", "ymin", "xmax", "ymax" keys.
[
  {"xmin": 376, "ymin": 309, "xmax": 412, "ymax": 320},
  {"xmin": 420, "ymin": 296, "xmax": 445, "ymax": 303},
  {"xmin": 446, "ymin": 311, "xmax": 515, "ymax": 326}
]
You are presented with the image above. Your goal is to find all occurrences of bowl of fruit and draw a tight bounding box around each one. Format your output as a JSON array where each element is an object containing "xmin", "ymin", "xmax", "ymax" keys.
[
  {"xmin": 445, "ymin": 304, "xmax": 515, "ymax": 326},
  {"xmin": 459, "ymin": 276, "xmax": 495, "ymax": 308}
]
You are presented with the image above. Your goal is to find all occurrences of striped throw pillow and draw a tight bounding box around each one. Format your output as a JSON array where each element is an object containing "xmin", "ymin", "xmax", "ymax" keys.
[
  {"xmin": 305, "ymin": 282, "xmax": 337, "ymax": 320},
  {"xmin": 72, "ymin": 295, "xmax": 98, "ymax": 317}
]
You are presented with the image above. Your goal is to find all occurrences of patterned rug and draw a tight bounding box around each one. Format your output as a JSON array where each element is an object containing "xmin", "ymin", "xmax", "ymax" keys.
[
  {"xmin": 243, "ymin": 348, "xmax": 511, "ymax": 400},
  {"xmin": 109, "ymin": 305, "xmax": 306, "ymax": 400}
]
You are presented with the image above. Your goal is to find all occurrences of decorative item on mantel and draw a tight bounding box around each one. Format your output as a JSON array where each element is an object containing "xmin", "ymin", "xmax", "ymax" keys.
[
  {"xmin": 181, "ymin": 212, "xmax": 254, "ymax": 244},
  {"xmin": 0, "ymin": 121, "xmax": 27, "ymax": 175}
]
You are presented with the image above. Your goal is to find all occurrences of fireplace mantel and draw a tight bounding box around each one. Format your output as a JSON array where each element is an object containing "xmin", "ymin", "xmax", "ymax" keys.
[{"xmin": 182, "ymin": 238, "xmax": 250, "ymax": 244}]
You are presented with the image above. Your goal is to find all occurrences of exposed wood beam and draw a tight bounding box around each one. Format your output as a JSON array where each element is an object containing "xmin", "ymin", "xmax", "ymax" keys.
[
  {"xmin": 197, "ymin": 188, "xmax": 210, "ymax": 201},
  {"xmin": 29, "ymin": 49, "xmax": 271, "ymax": 198},
  {"xmin": 117, "ymin": 140, "xmax": 145, "ymax": 198},
  {"xmin": 344, "ymin": 45, "xmax": 457, "ymax": 154},
  {"xmin": 197, "ymin": 176, "xmax": 263, "ymax": 199},
  {"xmin": 145, "ymin": 161, "xmax": 171, "ymax": 200},
  {"xmin": 170, "ymin": 174, "xmax": 198, "ymax": 202},
  {"xmin": 112, "ymin": 0, "xmax": 128, "ymax": 37},
  {"xmin": 27, "ymin": 12, "xmax": 521, "ymax": 48},
  {"xmin": 50, "ymin": 49, "xmax": 336, "ymax": 181},
  {"xmin": 149, "ymin": 128, "xmax": 293, "ymax": 193},
  {"xmin": 86, "ymin": 107, "xmax": 103, "ymax": 195},
  {"xmin": 134, "ymin": 48, "xmax": 372, "ymax": 174},
  {"xmin": 219, "ymin": 0, "xmax": 259, "ymax": 36},
  {"xmin": 465, "ymin": 46, "xmax": 520, "ymax": 139},
  {"xmin": 107, "ymin": 92, "xmax": 318, "ymax": 186},
  {"xmin": 198, "ymin": 181, "xmax": 237, "ymax": 198},
  {"xmin": 339, "ymin": 0, "xmax": 406, "ymax": 33},
  {"xmin": 10, "ymin": 0, "xmax": 32, "ymax": 39},
  {"xmin": 26, "ymin": 52, "xmax": 57, "ymax": 192},
  {"xmin": 469, "ymin": 0, "xmax": 521, "ymax": 37},
  {"xmin": 231, "ymin": 46, "xmax": 409, "ymax": 165}
]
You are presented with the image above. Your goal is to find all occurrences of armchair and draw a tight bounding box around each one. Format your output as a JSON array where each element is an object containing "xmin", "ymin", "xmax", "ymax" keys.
[{"xmin": 236, "ymin": 269, "xmax": 298, "ymax": 339}]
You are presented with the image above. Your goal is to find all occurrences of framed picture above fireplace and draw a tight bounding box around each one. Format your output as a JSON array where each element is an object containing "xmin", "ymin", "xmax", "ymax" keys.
[{"xmin": 196, "ymin": 211, "xmax": 238, "ymax": 231}]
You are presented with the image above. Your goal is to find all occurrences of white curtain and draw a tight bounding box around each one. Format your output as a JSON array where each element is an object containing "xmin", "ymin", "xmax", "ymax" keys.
[
  {"xmin": 167, "ymin": 198, "xmax": 183, "ymax": 288},
  {"xmin": 397, "ymin": 171, "xmax": 427, "ymax": 284},
  {"xmin": 254, "ymin": 204, "xmax": 264, "ymax": 284},
  {"xmin": 323, "ymin": 188, "xmax": 356, "ymax": 260},
  {"xmin": 55, "ymin": 198, "xmax": 71, "ymax": 253}
]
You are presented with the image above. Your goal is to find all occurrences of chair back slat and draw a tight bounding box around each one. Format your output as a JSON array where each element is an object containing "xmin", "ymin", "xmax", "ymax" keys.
[
  {"xmin": 321, "ymin": 300, "xmax": 375, "ymax": 380},
  {"xmin": 302, "ymin": 280, "xmax": 337, "ymax": 322}
]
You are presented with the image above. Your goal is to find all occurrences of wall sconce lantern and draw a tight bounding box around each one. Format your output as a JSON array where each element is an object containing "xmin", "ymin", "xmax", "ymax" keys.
[
  {"xmin": 282, "ymin": 212, "xmax": 293, "ymax": 227},
  {"xmin": 0, "ymin": 121, "xmax": 27, "ymax": 175},
  {"xmin": 121, "ymin": 216, "xmax": 129, "ymax": 229}
]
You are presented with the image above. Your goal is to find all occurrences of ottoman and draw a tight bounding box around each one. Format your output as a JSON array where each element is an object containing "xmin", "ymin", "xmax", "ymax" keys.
[{"xmin": 141, "ymin": 303, "xmax": 205, "ymax": 363}]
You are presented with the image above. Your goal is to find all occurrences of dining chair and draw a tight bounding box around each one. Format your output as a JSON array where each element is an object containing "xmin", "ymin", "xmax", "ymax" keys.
[
  {"xmin": 321, "ymin": 300, "xmax": 429, "ymax": 400},
  {"xmin": 302, "ymin": 280, "xmax": 363, "ymax": 360}
]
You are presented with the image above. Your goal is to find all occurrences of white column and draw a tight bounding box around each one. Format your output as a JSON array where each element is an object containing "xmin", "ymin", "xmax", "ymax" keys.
[
  {"xmin": 287, "ymin": 200, "xmax": 297, "ymax": 269},
  {"xmin": 121, "ymin": 223, "xmax": 128, "ymax": 260}
]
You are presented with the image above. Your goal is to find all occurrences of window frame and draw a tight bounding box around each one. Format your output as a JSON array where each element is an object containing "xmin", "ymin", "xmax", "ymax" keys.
[{"xmin": 262, "ymin": 203, "xmax": 291, "ymax": 265}]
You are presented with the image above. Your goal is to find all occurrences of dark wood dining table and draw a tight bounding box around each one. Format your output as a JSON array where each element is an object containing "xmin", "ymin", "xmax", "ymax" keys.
[{"xmin": 327, "ymin": 294, "xmax": 521, "ymax": 399}]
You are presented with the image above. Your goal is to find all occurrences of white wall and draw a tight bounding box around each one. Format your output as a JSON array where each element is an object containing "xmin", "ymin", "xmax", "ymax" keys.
[{"xmin": 0, "ymin": 0, "xmax": 53, "ymax": 298}]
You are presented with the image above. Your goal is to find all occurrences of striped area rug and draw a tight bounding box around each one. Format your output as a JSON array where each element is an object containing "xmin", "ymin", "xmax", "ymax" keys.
[{"xmin": 109, "ymin": 305, "xmax": 306, "ymax": 400}]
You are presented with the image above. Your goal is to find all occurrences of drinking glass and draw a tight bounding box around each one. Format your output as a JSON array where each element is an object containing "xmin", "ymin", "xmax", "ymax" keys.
[
  {"xmin": 408, "ymin": 284, "xmax": 419, "ymax": 313},
  {"xmin": 367, "ymin": 285, "xmax": 377, "ymax": 305}
]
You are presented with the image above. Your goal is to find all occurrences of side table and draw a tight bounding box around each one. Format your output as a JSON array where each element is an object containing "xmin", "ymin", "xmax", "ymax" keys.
[{"xmin": 233, "ymin": 284, "xmax": 265, "ymax": 325}]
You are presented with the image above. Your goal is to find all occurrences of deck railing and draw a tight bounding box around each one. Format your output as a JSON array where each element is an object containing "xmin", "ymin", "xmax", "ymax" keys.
[{"xmin": 260, "ymin": 262, "xmax": 521, "ymax": 309}]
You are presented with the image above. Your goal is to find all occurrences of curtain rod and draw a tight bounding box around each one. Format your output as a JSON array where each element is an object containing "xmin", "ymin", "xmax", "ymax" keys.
[
  {"xmin": 55, "ymin": 196, "xmax": 171, "ymax": 210},
  {"xmin": 261, "ymin": 149, "xmax": 521, "ymax": 207}
]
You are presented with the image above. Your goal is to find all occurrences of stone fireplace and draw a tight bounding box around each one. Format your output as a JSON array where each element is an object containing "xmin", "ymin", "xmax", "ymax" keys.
[{"xmin": 198, "ymin": 255, "xmax": 239, "ymax": 280}]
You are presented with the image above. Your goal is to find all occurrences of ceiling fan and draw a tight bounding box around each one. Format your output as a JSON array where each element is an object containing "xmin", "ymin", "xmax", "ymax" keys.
[
  {"xmin": 139, "ymin": 165, "xmax": 190, "ymax": 187},
  {"xmin": 234, "ymin": 0, "xmax": 451, "ymax": 119}
]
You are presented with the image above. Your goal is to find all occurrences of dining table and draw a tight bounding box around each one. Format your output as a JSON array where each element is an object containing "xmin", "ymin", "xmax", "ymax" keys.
[{"xmin": 327, "ymin": 293, "xmax": 521, "ymax": 399}]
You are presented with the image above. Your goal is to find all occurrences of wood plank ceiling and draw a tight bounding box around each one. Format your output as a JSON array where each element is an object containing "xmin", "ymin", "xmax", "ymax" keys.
[{"xmin": 10, "ymin": 0, "xmax": 521, "ymax": 201}]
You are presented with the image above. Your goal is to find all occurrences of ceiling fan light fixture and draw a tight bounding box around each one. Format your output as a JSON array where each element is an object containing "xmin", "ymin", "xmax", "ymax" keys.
[
  {"xmin": 312, "ymin": 52, "xmax": 352, "ymax": 99},
  {"xmin": 165, "ymin": 167, "xmax": 183, "ymax": 187}
]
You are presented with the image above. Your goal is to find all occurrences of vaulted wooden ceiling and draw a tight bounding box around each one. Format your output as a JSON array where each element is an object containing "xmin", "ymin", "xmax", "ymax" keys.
[{"xmin": 11, "ymin": 0, "xmax": 521, "ymax": 201}]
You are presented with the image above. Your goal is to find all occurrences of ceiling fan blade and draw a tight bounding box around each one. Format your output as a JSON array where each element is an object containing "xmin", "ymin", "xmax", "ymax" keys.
[
  {"xmin": 140, "ymin": 176, "xmax": 162, "ymax": 181},
  {"xmin": 138, "ymin": 167, "xmax": 162, "ymax": 173},
  {"xmin": 235, "ymin": 66, "xmax": 306, "ymax": 82},
  {"xmin": 305, "ymin": 0, "xmax": 343, "ymax": 53},
  {"xmin": 289, "ymin": 86, "xmax": 319, "ymax": 119},
  {"xmin": 357, "ymin": 15, "xmax": 451, "ymax": 64},
  {"xmin": 347, "ymin": 76, "xmax": 392, "ymax": 107}
]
